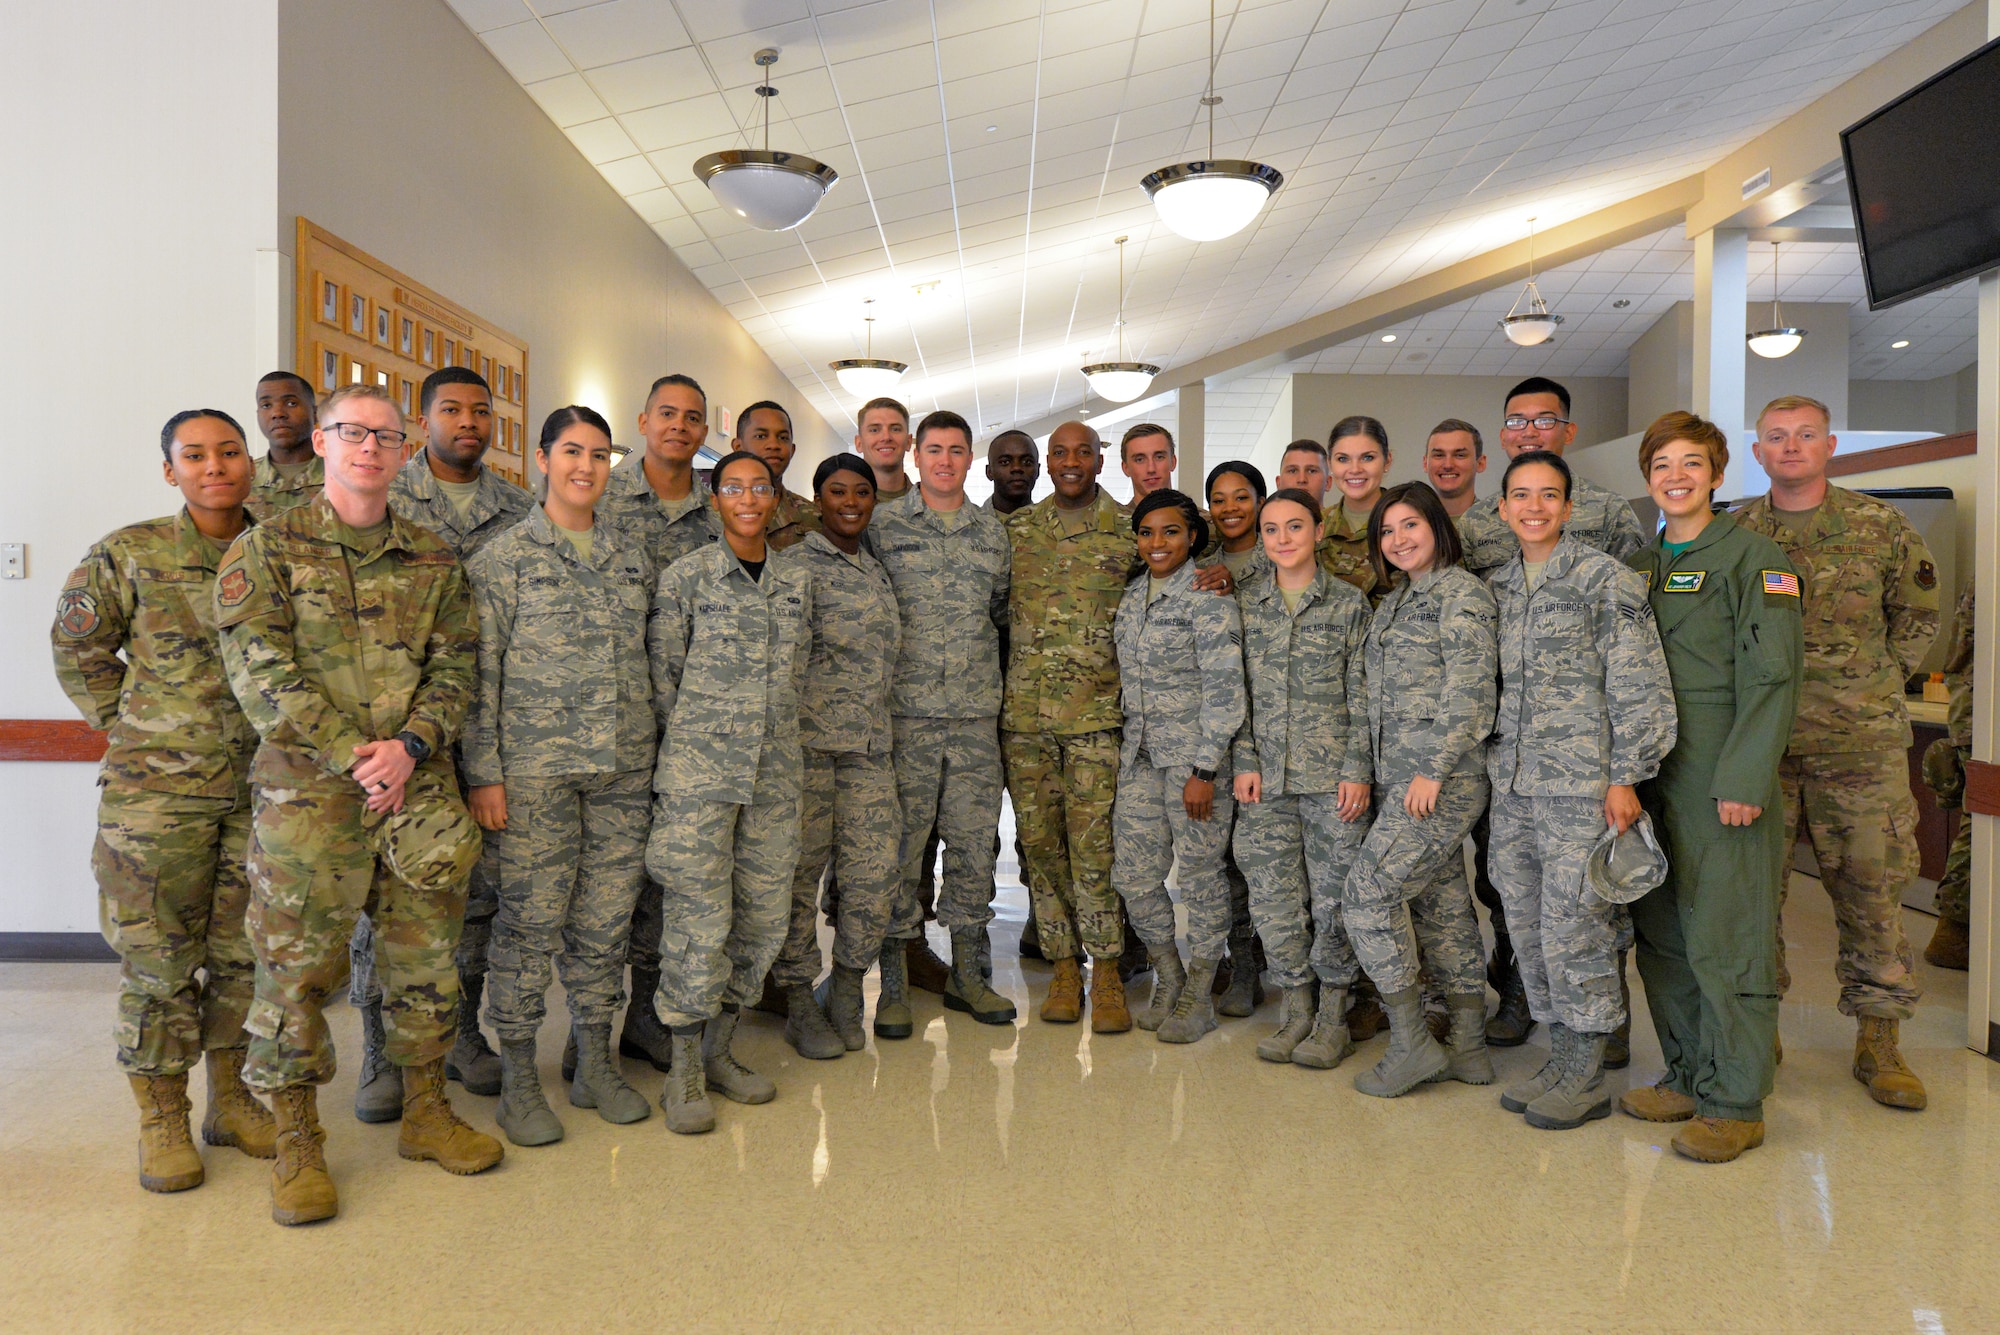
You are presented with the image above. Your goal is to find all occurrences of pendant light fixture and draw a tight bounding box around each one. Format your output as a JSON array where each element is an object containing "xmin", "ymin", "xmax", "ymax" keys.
[
  {"xmin": 693, "ymin": 49, "xmax": 837, "ymax": 232},
  {"xmin": 1499, "ymin": 216, "xmax": 1563, "ymax": 347},
  {"xmin": 829, "ymin": 299, "xmax": 908, "ymax": 398},
  {"xmin": 1747, "ymin": 241, "xmax": 1806, "ymax": 359},
  {"xmin": 1139, "ymin": 1, "xmax": 1283, "ymax": 243},
  {"xmin": 1082, "ymin": 237, "xmax": 1159, "ymax": 403}
]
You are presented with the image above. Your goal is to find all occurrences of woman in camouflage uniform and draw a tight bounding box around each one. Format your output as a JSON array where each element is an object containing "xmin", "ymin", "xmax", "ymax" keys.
[
  {"xmin": 1204, "ymin": 460, "xmax": 1267, "ymax": 586},
  {"xmin": 1317, "ymin": 416, "xmax": 1392, "ymax": 603}
]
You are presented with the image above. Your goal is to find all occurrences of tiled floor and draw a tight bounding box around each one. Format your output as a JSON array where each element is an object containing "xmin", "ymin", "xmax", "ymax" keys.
[{"xmin": 3, "ymin": 872, "xmax": 1994, "ymax": 1333}]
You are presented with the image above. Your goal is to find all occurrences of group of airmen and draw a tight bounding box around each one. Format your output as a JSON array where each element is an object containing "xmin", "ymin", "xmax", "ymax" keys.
[{"xmin": 52, "ymin": 358, "xmax": 1949, "ymax": 1226}]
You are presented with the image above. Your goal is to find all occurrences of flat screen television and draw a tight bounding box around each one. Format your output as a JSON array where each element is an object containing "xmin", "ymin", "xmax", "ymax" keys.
[{"xmin": 1843, "ymin": 33, "xmax": 2000, "ymax": 309}]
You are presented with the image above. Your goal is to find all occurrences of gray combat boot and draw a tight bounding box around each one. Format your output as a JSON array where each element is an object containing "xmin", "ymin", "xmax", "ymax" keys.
[
  {"xmin": 494, "ymin": 1039, "xmax": 563, "ymax": 1147},
  {"xmin": 1217, "ymin": 934, "xmax": 1263, "ymax": 1018},
  {"xmin": 1353, "ymin": 986, "xmax": 1450, "ymax": 1098},
  {"xmin": 1137, "ymin": 944, "xmax": 1186, "ymax": 1032},
  {"xmin": 942, "ymin": 928, "xmax": 1016, "ymax": 1025},
  {"xmin": 816, "ymin": 964, "xmax": 867, "ymax": 1051},
  {"xmin": 444, "ymin": 969, "xmax": 502, "ymax": 1096},
  {"xmin": 703, "ymin": 1005, "xmax": 777, "ymax": 1105},
  {"xmin": 1157, "ymin": 959, "xmax": 1220, "ymax": 1044},
  {"xmin": 1501, "ymin": 1025, "xmax": 1569, "ymax": 1113},
  {"xmin": 1290, "ymin": 985, "xmax": 1353, "ymax": 1069},
  {"xmin": 783, "ymin": 982, "xmax": 845, "ymax": 1060},
  {"xmin": 619, "ymin": 966, "xmax": 673, "ymax": 1072},
  {"xmin": 662, "ymin": 1025, "xmax": 714, "ymax": 1135},
  {"xmin": 353, "ymin": 999, "xmax": 401, "ymax": 1123},
  {"xmin": 1524, "ymin": 1028, "xmax": 1612, "ymax": 1130},
  {"xmin": 874, "ymin": 938, "xmax": 914, "ymax": 1039},
  {"xmin": 1443, "ymin": 992, "xmax": 1494, "ymax": 1085},
  {"xmin": 1256, "ymin": 983, "xmax": 1318, "ymax": 1063},
  {"xmin": 569, "ymin": 1022, "xmax": 650, "ymax": 1125}
]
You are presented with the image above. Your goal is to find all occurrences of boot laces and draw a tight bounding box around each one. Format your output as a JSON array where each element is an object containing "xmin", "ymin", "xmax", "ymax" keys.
[{"xmin": 148, "ymin": 1081, "xmax": 194, "ymax": 1145}]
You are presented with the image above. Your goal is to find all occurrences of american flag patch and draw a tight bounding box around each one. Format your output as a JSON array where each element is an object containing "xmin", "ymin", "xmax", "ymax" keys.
[{"xmin": 1762, "ymin": 570, "xmax": 1800, "ymax": 597}]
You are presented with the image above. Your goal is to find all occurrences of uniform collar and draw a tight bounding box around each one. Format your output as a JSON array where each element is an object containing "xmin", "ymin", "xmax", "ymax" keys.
[
  {"xmin": 520, "ymin": 504, "xmax": 612, "ymax": 568},
  {"xmin": 1030, "ymin": 487, "xmax": 1124, "ymax": 534},
  {"xmin": 610, "ymin": 449, "xmax": 710, "ymax": 515},
  {"xmin": 803, "ymin": 527, "xmax": 869, "ymax": 566},
  {"xmin": 311, "ymin": 492, "xmax": 429, "ymax": 556},
  {"xmin": 1253, "ymin": 562, "xmax": 1326, "ymax": 608},
  {"xmin": 1492, "ymin": 532, "xmax": 1584, "ymax": 591},
  {"xmin": 255, "ymin": 453, "xmax": 323, "ymax": 489},
  {"xmin": 174, "ymin": 507, "xmax": 251, "ymax": 571},
  {"xmin": 1668, "ymin": 509, "xmax": 1739, "ymax": 558},
  {"xmin": 398, "ymin": 456, "xmax": 518, "ymax": 530}
]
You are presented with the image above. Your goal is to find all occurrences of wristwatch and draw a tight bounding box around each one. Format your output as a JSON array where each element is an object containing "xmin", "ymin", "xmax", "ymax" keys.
[
  {"xmin": 396, "ymin": 730, "xmax": 433, "ymax": 765},
  {"xmin": 1190, "ymin": 766, "xmax": 1216, "ymax": 783}
]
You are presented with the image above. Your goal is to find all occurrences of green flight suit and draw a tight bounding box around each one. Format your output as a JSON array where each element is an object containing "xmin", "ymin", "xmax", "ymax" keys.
[{"xmin": 1627, "ymin": 514, "xmax": 1803, "ymax": 1122}]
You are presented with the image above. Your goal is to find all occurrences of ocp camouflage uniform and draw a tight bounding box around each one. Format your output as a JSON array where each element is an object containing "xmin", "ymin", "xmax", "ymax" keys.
[
  {"xmin": 1736, "ymin": 486, "xmax": 1939, "ymax": 1020},
  {"xmin": 1314, "ymin": 503, "xmax": 1380, "ymax": 603},
  {"xmin": 1488, "ymin": 536, "xmax": 1675, "ymax": 1033},
  {"xmin": 462, "ymin": 509, "xmax": 656, "ymax": 1044},
  {"xmin": 767, "ymin": 485, "xmax": 823, "ymax": 552},
  {"xmin": 1934, "ymin": 581, "xmax": 1973, "ymax": 925},
  {"xmin": 1456, "ymin": 473, "xmax": 1646, "ymax": 579},
  {"xmin": 215, "ymin": 497, "xmax": 482, "ymax": 1090},
  {"xmin": 646, "ymin": 541, "xmax": 811, "ymax": 1027},
  {"xmin": 772, "ymin": 531, "xmax": 911, "ymax": 988},
  {"xmin": 245, "ymin": 453, "xmax": 324, "ymax": 524},
  {"xmin": 53, "ymin": 510, "xmax": 261, "ymax": 1075},
  {"xmin": 1347, "ymin": 565, "xmax": 1497, "ymax": 995},
  {"xmin": 1111, "ymin": 561, "xmax": 1246, "ymax": 961},
  {"xmin": 1002, "ymin": 490, "xmax": 1132, "ymax": 962},
  {"xmin": 1231, "ymin": 565, "xmax": 1371, "ymax": 988},
  {"xmin": 870, "ymin": 489, "xmax": 1012, "ymax": 934}
]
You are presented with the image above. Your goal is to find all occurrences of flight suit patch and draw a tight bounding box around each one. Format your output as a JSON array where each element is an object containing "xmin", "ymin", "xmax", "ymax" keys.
[{"xmin": 1662, "ymin": 571, "xmax": 1705, "ymax": 593}]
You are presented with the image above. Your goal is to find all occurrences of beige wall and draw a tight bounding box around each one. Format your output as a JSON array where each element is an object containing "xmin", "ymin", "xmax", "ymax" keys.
[
  {"xmin": 278, "ymin": 0, "xmax": 841, "ymax": 486},
  {"xmin": 1628, "ymin": 300, "xmax": 1853, "ymax": 433},
  {"xmin": 1849, "ymin": 365, "xmax": 1980, "ymax": 435},
  {"xmin": 1627, "ymin": 303, "xmax": 1693, "ymax": 434}
]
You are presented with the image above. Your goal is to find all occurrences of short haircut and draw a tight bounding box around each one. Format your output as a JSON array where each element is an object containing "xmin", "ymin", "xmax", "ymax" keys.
[
  {"xmin": 420, "ymin": 366, "xmax": 490, "ymax": 415},
  {"xmin": 1328, "ymin": 415, "xmax": 1389, "ymax": 452},
  {"xmin": 1367, "ymin": 481, "xmax": 1462, "ymax": 588},
  {"xmin": 257, "ymin": 371, "xmax": 314, "ymax": 403},
  {"xmin": 160, "ymin": 408, "xmax": 246, "ymax": 461},
  {"xmin": 858, "ymin": 397, "xmax": 909, "ymax": 427},
  {"xmin": 1756, "ymin": 394, "xmax": 1831, "ymax": 431},
  {"xmin": 1205, "ymin": 459, "xmax": 1267, "ymax": 503},
  {"xmin": 1119, "ymin": 423, "xmax": 1174, "ymax": 462},
  {"xmin": 914, "ymin": 408, "xmax": 972, "ymax": 448},
  {"xmin": 1280, "ymin": 438, "xmax": 1327, "ymax": 464},
  {"xmin": 647, "ymin": 373, "xmax": 706, "ymax": 409},
  {"xmin": 536, "ymin": 405, "xmax": 613, "ymax": 454},
  {"xmin": 1500, "ymin": 448, "xmax": 1572, "ymax": 501},
  {"xmin": 317, "ymin": 383, "xmax": 402, "ymax": 427},
  {"xmin": 813, "ymin": 452, "xmax": 875, "ymax": 493},
  {"xmin": 711, "ymin": 448, "xmax": 777, "ymax": 489},
  {"xmin": 1130, "ymin": 487, "xmax": 1209, "ymax": 554},
  {"xmin": 737, "ymin": 400, "xmax": 791, "ymax": 436},
  {"xmin": 1505, "ymin": 376, "xmax": 1571, "ymax": 417},
  {"xmin": 1261, "ymin": 486, "xmax": 1323, "ymax": 527},
  {"xmin": 1427, "ymin": 417, "xmax": 1483, "ymax": 458},
  {"xmin": 1638, "ymin": 410, "xmax": 1730, "ymax": 479},
  {"xmin": 989, "ymin": 428, "xmax": 1038, "ymax": 457}
]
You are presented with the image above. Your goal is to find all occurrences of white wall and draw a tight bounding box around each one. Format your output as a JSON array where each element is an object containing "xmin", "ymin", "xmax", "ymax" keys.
[{"xmin": 1850, "ymin": 365, "xmax": 1979, "ymax": 435}]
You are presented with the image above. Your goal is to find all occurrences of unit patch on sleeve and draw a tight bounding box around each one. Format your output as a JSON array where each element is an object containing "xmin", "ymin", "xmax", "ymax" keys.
[
  {"xmin": 1762, "ymin": 569, "xmax": 1801, "ymax": 598},
  {"xmin": 218, "ymin": 567, "xmax": 253, "ymax": 608},
  {"xmin": 56, "ymin": 590, "xmax": 99, "ymax": 637},
  {"xmin": 1662, "ymin": 571, "xmax": 1706, "ymax": 593}
]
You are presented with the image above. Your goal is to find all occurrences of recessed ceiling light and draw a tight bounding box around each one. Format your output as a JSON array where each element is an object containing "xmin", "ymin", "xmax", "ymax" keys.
[
  {"xmin": 1380, "ymin": 333, "xmax": 1397, "ymax": 343},
  {"xmin": 1892, "ymin": 339, "xmax": 1911, "ymax": 349},
  {"xmin": 986, "ymin": 125, "xmax": 998, "ymax": 133},
  {"xmin": 1612, "ymin": 298, "xmax": 1631, "ymax": 309}
]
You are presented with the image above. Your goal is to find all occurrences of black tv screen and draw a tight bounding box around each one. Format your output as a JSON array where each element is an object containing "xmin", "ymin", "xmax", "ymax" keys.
[{"xmin": 1844, "ymin": 33, "xmax": 2000, "ymax": 309}]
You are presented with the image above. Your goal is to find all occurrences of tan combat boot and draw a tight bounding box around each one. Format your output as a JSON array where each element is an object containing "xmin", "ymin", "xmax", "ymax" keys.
[
  {"xmin": 1671, "ymin": 1116, "xmax": 1765, "ymax": 1163},
  {"xmin": 1041, "ymin": 957, "xmax": 1083, "ymax": 1024},
  {"xmin": 128, "ymin": 1073, "xmax": 203, "ymax": 1193},
  {"xmin": 202, "ymin": 1048, "xmax": 277, "ymax": 1159},
  {"xmin": 1854, "ymin": 1016, "xmax": 1927, "ymax": 1110},
  {"xmin": 269, "ymin": 1085, "xmax": 338, "ymax": 1225},
  {"xmin": 1925, "ymin": 917, "xmax": 1970, "ymax": 971},
  {"xmin": 398, "ymin": 1058, "xmax": 505, "ymax": 1174},
  {"xmin": 1618, "ymin": 1081, "xmax": 1696, "ymax": 1122},
  {"xmin": 1089, "ymin": 958, "xmax": 1132, "ymax": 1034}
]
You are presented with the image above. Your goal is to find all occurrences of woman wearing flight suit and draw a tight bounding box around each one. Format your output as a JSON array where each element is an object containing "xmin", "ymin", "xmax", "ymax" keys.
[{"xmin": 1623, "ymin": 411, "xmax": 1803, "ymax": 1163}]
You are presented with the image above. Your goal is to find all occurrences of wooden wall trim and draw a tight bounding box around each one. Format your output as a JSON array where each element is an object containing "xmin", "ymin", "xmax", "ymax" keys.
[
  {"xmin": 0, "ymin": 720, "xmax": 106, "ymax": 763},
  {"xmin": 1968, "ymin": 759, "xmax": 2000, "ymax": 819},
  {"xmin": 1826, "ymin": 430, "xmax": 1976, "ymax": 478}
]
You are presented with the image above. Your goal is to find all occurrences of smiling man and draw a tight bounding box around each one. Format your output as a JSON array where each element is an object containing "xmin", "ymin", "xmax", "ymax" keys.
[
  {"xmin": 1423, "ymin": 418, "xmax": 1487, "ymax": 518},
  {"xmin": 855, "ymin": 397, "xmax": 913, "ymax": 502},
  {"xmin": 736, "ymin": 400, "xmax": 822, "ymax": 550}
]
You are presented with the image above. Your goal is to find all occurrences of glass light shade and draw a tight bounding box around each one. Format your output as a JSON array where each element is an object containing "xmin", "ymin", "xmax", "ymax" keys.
[
  {"xmin": 1081, "ymin": 362, "xmax": 1160, "ymax": 403},
  {"xmin": 694, "ymin": 150, "xmax": 837, "ymax": 231},
  {"xmin": 831, "ymin": 359, "xmax": 907, "ymax": 397},
  {"xmin": 1500, "ymin": 314, "xmax": 1562, "ymax": 347},
  {"xmin": 1140, "ymin": 161, "xmax": 1283, "ymax": 242},
  {"xmin": 1747, "ymin": 328, "xmax": 1805, "ymax": 359}
]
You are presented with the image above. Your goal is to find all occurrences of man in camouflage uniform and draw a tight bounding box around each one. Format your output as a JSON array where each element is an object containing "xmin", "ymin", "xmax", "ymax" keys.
[
  {"xmin": 985, "ymin": 429, "xmax": 1040, "ymax": 516},
  {"xmin": 736, "ymin": 399, "xmax": 822, "ymax": 550},
  {"xmin": 1003, "ymin": 422, "xmax": 1136, "ymax": 1031},
  {"xmin": 1737, "ymin": 393, "xmax": 1940, "ymax": 1110},
  {"xmin": 216, "ymin": 383, "xmax": 501, "ymax": 1226},
  {"xmin": 872, "ymin": 409, "xmax": 1018, "ymax": 1025},
  {"xmin": 247, "ymin": 371, "xmax": 322, "ymax": 522},
  {"xmin": 53, "ymin": 407, "xmax": 277, "ymax": 1194},
  {"xmin": 856, "ymin": 396, "xmax": 913, "ymax": 503},
  {"xmin": 1924, "ymin": 581, "xmax": 1974, "ymax": 969}
]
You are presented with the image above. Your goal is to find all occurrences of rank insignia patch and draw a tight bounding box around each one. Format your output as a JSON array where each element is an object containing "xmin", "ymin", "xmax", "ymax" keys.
[{"xmin": 1917, "ymin": 559, "xmax": 1937, "ymax": 590}]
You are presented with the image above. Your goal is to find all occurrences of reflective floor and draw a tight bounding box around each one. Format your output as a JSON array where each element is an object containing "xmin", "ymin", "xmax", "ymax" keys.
[{"xmin": 3, "ymin": 868, "xmax": 1997, "ymax": 1333}]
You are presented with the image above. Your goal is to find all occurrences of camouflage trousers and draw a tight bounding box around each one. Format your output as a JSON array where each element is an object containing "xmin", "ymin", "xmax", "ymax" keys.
[
  {"xmin": 349, "ymin": 790, "xmax": 499, "ymax": 1005},
  {"xmin": 1938, "ymin": 809, "xmax": 1971, "ymax": 925},
  {"xmin": 1231, "ymin": 791, "xmax": 1364, "ymax": 988},
  {"xmin": 1776, "ymin": 750, "xmax": 1921, "ymax": 1020},
  {"xmin": 774, "ymin": 749, "xmax": 914, "ymax": 988},
  {"xmin": 241, "ymin": 763, "xmax": 481, "ymax": 1091},
  {"xmin": 1002, "ymin": 728, "xmax": 1123, "ymax": 961},
  {"xmin": 891, "ymin": 716, "xmax": 1004, "ymax": 934},
  {"xmin": 646, "ymin": 789, "xmax": 799, "ymax": 1029},
  {"xmin": 92, "ymin": 784, "xmax": 255, "ymax": 1076},
  {"xmin": 484, "ymin": 770, "xmax": 651, "ymax": 1044},
  {"xmin": 1343, "ymin": 776, "xmax": 1488, "ymax": 996},
  {"xmin": 1488, "ymin": 790, "xmax": 1625, "ymax": 1033},
  {"xmin": 1112, "ymin": 760, "xmax": 1237, "ymax": 961}
]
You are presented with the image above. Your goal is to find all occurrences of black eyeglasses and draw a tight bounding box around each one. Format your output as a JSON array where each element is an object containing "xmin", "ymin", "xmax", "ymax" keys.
[
  {"xmin": 1503, "ymin": 414, "xmax": 1570, "ymax": 432},
  {"xmin": 328, "ymin": 421, "xmax": 408, "ymax": 448}
]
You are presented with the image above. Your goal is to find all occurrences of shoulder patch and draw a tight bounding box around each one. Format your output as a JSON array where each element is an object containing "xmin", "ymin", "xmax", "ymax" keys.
[
  {"xmin": 218, "ymin": 567, "xmax": 253, "ymax": 608},
  {"xmin": 1639, "ymin": 569, "xmax": 1652, "ymax": 592},
  {"xmin": 56, "ymin": 590, "xmax": 99, "ymax": 637},
  {"xmin": 1916, "ymin": 559, "xmax": 1937, "ymax": 590},
  {"xmin": 1762, "ymin": 569, "xmax": 1800, "ymax": 598},
  {"xmin": 1663, "ymin": 571, "xmax": 1705, "ymax": 594}
]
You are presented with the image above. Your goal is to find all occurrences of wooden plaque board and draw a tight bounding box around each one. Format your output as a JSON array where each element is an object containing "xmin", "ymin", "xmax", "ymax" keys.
[{"xmin": 294, "ymin": 218, "xmax": 531, "ymax": 487}]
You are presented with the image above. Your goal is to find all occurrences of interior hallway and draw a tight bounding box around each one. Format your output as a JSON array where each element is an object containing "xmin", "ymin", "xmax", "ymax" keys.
[{"xmin": 3, "ymin": 866, "xmax": 1995, "ymax": 1333}]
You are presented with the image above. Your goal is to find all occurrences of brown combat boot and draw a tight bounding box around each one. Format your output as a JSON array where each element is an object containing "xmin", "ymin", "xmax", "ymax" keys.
[
  {"xmin": 1671, "ymin": 1116, "xmax": 1765, "ymax": 1163},
  {"xmin": 1041, "ymin": 957, "xmax": 1083, "ymax": 1023},
  {"xmin": 906, "ymin": 935, "xmax": 952, "ymax": 994},
  {"xmin": 1853, "ymin": 1016, "xmax": 1927, "ymax": 1110},
  {"xmin": 398, "ymin": 1058, "xmax": 505, "ymax": 1174},
  {"xmin": 1925, "ymin": 916, "xmax": 1970, "ymax": 971},
  {"xmin": 202, "ymin": 1048, "xmax": 276, "ymax": 1159},
  {"xmin": 269, "ymin": 1085, "xmax": 338, "ymax": 1225},
  {"xmin": 1090, "ymin": 958, "xmax": 1132, "ymax": 1034},
  {"xmin": 1618, "ymin": 1081, "xmax": 1697, "ymax": 1123},
  {"xmin": 128, "ymin": 1073, "xmax": 203, "ymax": 1193},
  {"xmin": 1346, "ymin": 987, "xmax": 1387, "ymax": 1041}
]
